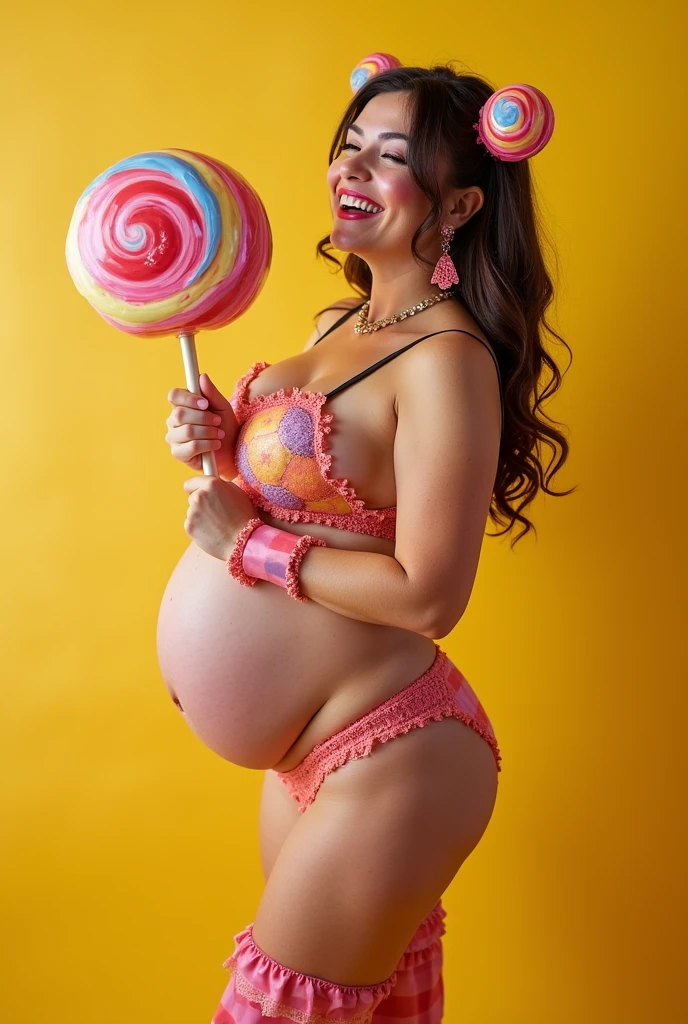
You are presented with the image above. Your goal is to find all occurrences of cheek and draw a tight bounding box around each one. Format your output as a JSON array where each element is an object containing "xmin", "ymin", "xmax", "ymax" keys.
[{"xmin": 379, "ymin": 176, "xmax": 428, "ymax": 214}]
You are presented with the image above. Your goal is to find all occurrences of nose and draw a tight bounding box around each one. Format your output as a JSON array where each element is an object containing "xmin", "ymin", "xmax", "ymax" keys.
[{"xmin": 338, "ymin": 150, "xmax": 371, "ymax": 182}]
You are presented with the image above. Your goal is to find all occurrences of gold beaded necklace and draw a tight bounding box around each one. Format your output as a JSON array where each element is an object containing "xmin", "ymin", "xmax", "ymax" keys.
[{"xmin": 353, "ymin": 290, "xmax": 452, "ymax": 334}]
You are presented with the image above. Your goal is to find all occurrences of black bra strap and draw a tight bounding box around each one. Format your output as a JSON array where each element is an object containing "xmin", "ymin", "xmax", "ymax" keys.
[
  {"xmin": 313, "ymin": 303, "xmax": 364, "ymax": 344},
  {"xmin": 325, "ymin": 329, "xmax": 505, "ymax": 438}
]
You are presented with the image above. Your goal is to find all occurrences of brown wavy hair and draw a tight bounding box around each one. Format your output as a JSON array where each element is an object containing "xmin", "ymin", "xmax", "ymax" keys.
[{"xmin": 315, "ymin": 63, "xmax": 575, "ymax": 548}]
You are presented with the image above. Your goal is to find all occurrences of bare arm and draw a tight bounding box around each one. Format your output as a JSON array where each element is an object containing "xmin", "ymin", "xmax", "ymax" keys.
[{"xmin": 295, "ymin": 331, "xmax": 502, "ymax": 638}]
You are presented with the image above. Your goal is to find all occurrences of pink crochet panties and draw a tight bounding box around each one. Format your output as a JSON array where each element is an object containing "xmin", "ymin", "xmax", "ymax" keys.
[{"xmin": 275, "ymin": 644, "xmax": 502, "ymax": 813}]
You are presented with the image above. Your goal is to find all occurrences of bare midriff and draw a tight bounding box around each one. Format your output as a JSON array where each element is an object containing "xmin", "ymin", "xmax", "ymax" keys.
[{"xmin": 156, "ymin": 507, "xmax": 437, "ymax": 773}]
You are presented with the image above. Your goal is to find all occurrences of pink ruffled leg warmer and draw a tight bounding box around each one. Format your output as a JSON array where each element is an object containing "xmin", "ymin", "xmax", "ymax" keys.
[{"xmin": 211, "ymin": 901, "xmax": 446, "ymax": 1024}]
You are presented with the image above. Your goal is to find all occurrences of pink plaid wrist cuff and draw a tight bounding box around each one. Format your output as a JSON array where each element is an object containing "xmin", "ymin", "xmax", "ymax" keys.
[{"xmin": 242, "ymin": 525, "xmax": 327, "ymax": 602}]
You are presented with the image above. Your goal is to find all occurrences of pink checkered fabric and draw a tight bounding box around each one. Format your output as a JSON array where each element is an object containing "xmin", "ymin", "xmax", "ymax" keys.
[
  {"xmin": 242, "ymin": 523, "xmax": 299, "ymax": 586},
  {"xmin": 371, "ymin": 901, "xmax": 446, "ymax": 1022},
  {"xmin": 211, "ymin": 901, "xmax": 447, "ymax": 1024}
]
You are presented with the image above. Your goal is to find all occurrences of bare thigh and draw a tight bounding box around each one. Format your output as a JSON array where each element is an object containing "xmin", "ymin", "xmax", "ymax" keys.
[
  {"xmin": 252, "ymin": 716, "xmax": 499, "ymax": 986},
  {"xmin": 258, "ymin": 766, "xmax": 301, "ymax": 882}
]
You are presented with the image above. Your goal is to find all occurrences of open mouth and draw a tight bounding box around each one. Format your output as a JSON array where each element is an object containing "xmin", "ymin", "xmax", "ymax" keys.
[{"xmin": 337, "ymin": 195, "xmax": 384, "ymax": 219}]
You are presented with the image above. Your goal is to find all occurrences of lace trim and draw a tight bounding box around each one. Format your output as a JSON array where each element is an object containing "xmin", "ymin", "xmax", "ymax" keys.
[
  {"xmin": 276, "ymin": 648, "xmax": 450, "ymax": 810},
  {"xmin": 227, "ymin": 968, "xmax": 380, "ymax": 1024},
  {"xmin": 451, "ymin": 707, "xmax": 502, "ymax": 772},
  {"xmin": 221, "ymin": 923, "xmax": 396, "ymax": 1024},
  {"xmin": 218, "ymin": 904, "xmax": 446, "ymax": 1023},
  {"xmin": 229, "ymin": 360, "xmax": 271, "ymax": 417},
  {"xmin": 230, "ymin": 361, "xmax": 397, "ymax": 541},
  {"xmin": 276, "ymin": 650, "xmax": 501, "ymax": 812},
  {"xmin": 234, "ymin": 476, "xmax": 396, "ymax": 540}
]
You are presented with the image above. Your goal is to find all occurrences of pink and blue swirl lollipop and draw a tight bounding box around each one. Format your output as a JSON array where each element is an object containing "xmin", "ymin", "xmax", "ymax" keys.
[
  {"xmin": 478, "ymin": 84, "xmax": 554, "ymax": 161},
  {"xmin": 350, "ymin": 53, "xmax": 402, "ymax": 93}
]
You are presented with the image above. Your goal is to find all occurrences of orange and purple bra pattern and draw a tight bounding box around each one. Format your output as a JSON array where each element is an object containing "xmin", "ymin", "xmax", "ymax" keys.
[{"xmin": 229, "ymin": 361, "xmax": 397, "ymax": 540}]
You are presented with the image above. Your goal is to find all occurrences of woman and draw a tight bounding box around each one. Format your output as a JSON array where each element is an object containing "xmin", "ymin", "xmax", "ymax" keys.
[{"xmin": 157, "ymin": 63, "xmax": 571, "ymax": 1023}]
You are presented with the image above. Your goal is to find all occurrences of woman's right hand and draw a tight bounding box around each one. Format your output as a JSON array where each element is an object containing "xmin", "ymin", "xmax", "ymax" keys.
[{"xmin": 165, "ymin": 372, "xmax": 240, "ymax": 478}]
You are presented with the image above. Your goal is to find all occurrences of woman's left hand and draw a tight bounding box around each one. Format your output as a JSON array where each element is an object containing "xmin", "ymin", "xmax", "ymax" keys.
[{"xmin": 183, "ymin": 475, "xmax": 258, "ymax": 560}]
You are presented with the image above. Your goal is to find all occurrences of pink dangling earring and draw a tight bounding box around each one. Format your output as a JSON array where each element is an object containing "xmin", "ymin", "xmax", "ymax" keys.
[{"xmin": 430, "ymin": 224, "xmax": 459, "ymax": 289}]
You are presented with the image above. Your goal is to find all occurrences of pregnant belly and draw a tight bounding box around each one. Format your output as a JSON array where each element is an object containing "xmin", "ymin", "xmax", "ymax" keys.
[
  {"xmin": 155, "ymin": 524, "xmax": 438, "ymax": 770},
  {"xmin": 157, "ymin": 539, "xmax": 436, "ymax": 771},
  {"xmin": 156, "ymin": 540, "xmax": 331, "ymax": 769}
]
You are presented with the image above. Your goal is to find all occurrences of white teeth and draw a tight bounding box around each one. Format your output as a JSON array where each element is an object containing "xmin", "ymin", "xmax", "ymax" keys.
[{"xmin": 339, "ymin": 195, "xmax": 382, "ymax": 214}]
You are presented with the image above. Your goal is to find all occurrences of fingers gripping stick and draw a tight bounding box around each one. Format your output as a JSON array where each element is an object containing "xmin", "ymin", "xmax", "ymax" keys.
[{"xmin": 178, "ymin": 331, "xmax": 217, "ymax": 477}]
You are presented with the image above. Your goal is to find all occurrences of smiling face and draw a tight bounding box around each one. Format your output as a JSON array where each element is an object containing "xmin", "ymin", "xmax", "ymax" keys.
[{"xmin": 326, "ymin": 90, "xmax": 437, "ymax": 262}]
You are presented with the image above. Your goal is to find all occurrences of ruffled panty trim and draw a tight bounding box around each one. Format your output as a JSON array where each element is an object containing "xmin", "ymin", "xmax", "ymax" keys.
[
  {"xmin": 276, "ymin": 649, "xmax": 501, "ymax": 814},
  {"xmin": 402, "ymin": 901, "xmax": 446, "ymax": 953}
]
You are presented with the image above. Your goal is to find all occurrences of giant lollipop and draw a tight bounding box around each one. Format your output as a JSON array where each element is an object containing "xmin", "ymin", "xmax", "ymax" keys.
[{"xmin": 65, "ymin": 149, "xmax": 272, "ymax": 475}]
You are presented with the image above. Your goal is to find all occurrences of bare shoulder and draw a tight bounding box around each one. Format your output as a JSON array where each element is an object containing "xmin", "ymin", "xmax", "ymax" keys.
[
  {"xmin": 394, "ymin": 315, "xmax": 502, "ymax": 442},
  {"xmin": 398, "ymin": 308, "xmax": 497, "ymax": 377},
  {"xmin": 302, "ymin": 296, "xmax": 363, "ymax": 352}
]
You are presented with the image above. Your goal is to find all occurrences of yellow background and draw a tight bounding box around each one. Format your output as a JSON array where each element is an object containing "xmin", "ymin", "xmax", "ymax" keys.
[{"xmin": 2, "ymin": 1, "xmax": 685, "ymax": 1021}]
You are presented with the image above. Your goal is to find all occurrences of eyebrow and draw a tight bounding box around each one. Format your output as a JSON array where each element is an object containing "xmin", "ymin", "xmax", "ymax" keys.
[{"xmin": 348, "ymin": 124, "xmax": 409, "ymax": 142}]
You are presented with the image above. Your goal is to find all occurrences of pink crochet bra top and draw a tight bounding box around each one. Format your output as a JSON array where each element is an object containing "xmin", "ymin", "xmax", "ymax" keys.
[{"xmin": 229, "ymin": 304, "xmax": 504, "ymax": 541}]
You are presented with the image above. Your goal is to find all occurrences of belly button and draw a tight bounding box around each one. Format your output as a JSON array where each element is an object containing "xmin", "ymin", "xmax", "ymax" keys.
[{"xmin": 172, "ymin": 693, "xmax": 184, "ymax": 713}]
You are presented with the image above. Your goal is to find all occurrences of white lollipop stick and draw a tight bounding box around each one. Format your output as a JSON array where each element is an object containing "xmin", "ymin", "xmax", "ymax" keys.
[{"xmin": 178, "ymin": 331, "xmax": 218, "ymax": 477}]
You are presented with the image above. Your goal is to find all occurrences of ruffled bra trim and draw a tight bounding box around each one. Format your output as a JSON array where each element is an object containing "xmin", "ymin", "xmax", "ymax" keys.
[
  {"xmin": 230, "ymin": 360, "xmax": 271, "ymax": 418},
  {"xmin": 230, "ymin": 361, "xmax": 397, "ymax": 541},
  {"xmin": 233, "ymin": 477, "xmax": 396, "ymax": 540}
]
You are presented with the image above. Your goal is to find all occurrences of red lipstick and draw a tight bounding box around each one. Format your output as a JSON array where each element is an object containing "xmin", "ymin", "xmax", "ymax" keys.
[{"xmin": 336, "ymin": 207, "xmax": 382, "ymax": 219}]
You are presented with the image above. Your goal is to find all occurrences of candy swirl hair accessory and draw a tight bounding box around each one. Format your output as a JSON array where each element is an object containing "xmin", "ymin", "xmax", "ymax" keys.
[
  {"xmin": 65, "ymin": 149, "xmax": 272, "ymax": 476},
  {"xmin": 475, "ymin": 84, "xmax": 554, "ymax": 162},
  {"xmin": 350, "ymin": 52, "xmax": 402, "ymax": 92}
]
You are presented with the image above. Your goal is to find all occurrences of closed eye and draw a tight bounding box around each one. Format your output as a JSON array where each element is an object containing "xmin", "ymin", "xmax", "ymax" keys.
[{"xmin": 340, "ymin": 143, "xmax": 406, "ymax": 164}]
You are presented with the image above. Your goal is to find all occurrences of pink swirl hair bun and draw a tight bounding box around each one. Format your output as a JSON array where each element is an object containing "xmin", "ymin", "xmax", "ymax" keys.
[
  {"xmin": 478, "ymin": 84, "xmax": 554, "ymax": 162},
  {"xmin": 350, "ymin": 53, "xmax": 402, "ymax": 93}
]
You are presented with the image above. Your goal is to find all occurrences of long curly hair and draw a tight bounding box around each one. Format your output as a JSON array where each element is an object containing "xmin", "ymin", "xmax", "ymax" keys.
[{"xmin": 316, "ymin": 63, "xmax": 575, "ymax": 548}]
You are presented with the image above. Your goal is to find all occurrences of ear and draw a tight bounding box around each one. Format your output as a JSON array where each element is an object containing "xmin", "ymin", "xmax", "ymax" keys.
[{"xmin": 445, "ymin": 186, "xmax": 484, "ymax": 230}]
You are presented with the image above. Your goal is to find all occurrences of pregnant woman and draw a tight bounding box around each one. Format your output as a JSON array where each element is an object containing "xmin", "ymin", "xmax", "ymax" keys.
[{"xmin": 157, "ymin": 63, "xmax": 570, "ymax": 1023}]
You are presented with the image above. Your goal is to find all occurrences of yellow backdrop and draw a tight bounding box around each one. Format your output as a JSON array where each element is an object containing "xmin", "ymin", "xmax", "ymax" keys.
[{"xmin": 1, "ymin": 1, "xmax": 685, "ymax": 1021}]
